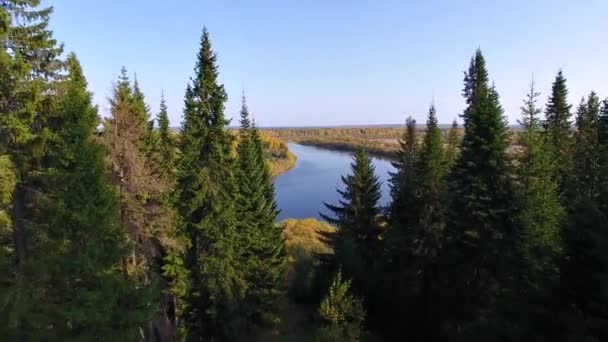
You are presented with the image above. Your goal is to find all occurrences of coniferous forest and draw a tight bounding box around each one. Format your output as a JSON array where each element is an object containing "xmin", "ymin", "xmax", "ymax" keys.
[{"xmin": 1, "ymin": 1, "xmax": 608, "ymax": 341}]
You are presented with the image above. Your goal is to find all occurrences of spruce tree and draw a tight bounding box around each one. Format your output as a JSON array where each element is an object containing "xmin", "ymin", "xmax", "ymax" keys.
[
  {"xmin": 440, "ymin": 50, "xmax": 516, "ymax": 335},
  {"xmin": 409, "ymin": 104, "xmax": 449, "ymax": 339},
  {"xmin": 559, "ymin": 92, "xmax": 608, "ymax": 339},
  {"xmin": 517, "ymin": 80, "xmax": 564, "ymax": 277},
  {"xmin": 388, "ymin": 117, "xmax": 418, "ymax": 228},
  {"xmin": 155, "ymin": 93, "xmax": 176, "ymax": 180},
  {"xmin": 511, "ymin": 81, "xmax": 565, "ymax": 339},
  {"xmin": 177, "ymin": 28, "xmax": 244, "ymax": 340},
  {"xmin": 321, "ymin": 148, "xmax": 382, "ymax": 292},
  {"xmin": 103, "ymin": 68, "xmax": 186, "ymax": 340},
  {"xmin": 9, "ymin": 53, "xmax": 155, "ymax": 339},
  {"xmin": 0, "ymin": 1, "xmax": 63, "ymax": 337},
  {"xmin": 133, "ymin": 75, "xmax": 156, "ymax": 157},
  {"xmin": 544, "ymin": 70, "xmax": 573, "ymax": 193},
  {"xmin": 235, "ymin": 94, "xmax": 286, "ymax": 329}
]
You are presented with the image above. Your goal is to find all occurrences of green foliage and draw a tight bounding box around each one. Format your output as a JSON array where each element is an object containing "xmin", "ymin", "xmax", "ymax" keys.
[
  {"xmin": 317, "ymin": 270, "xmax": 365, "ymax": 342},
  {"xmin": 544, "ymin": 70, "xmax": 573, "ymax": 193},
  {"xmin": 3, "ymin": 53, "xmax": 155, "ymax": 340},
  {"xmin": 440, "ymin": 49, "xmax": 517, "ymax": 335},
  {"xmin": 282, "ymin": 218, "xmax": 336, "ymax": 303},
  {"xmin": 321, "ymin": 148, "xmax": 382, "ymax": 290},
  {"xmin": 0, "ymin": 155, "xmax": 15, "ymax": 230},
  {"xmin": 235, "ymin": 94, "xmax": 287, "ymax": 329},
  {"xmin": 559, "ymin": 92, "xmax": 608, "ymax": 340},
  {"xmin": 503, "ymin": 80, "xmax": 566, "ymax": 339},
  {"xmin": 177, "ymin": 27, "xmax": 244, "ymax": 340},
  {"xmin": 154, "ymin": 93, "xmax": 177, "ymax": 180},
  {"xmin": 0, "ymin": 1, "xmax": 65, "ymax": 338},
  {"xmin": 389, "ymin": 117, "xmax": 418, "ymax": 228},
  {"xmin": 516, "ymin": 81, "xmax": 564, "ymax": 277}
]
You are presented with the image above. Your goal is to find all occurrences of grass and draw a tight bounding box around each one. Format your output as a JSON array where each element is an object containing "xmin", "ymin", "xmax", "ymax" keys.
[{"xmin": 281, "ymin": 218, "xmax": 335, "ymax": 258}]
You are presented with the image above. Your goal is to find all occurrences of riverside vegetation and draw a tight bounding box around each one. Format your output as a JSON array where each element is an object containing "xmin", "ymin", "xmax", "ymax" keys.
[{"xmin": 1, "ymin": 1, "xmax": 608, "ymax": 341}]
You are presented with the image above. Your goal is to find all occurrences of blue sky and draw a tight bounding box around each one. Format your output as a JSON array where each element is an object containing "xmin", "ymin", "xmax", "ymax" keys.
[{"xmin": 48, "ymin": 0, "xmax": 607, "ymax": 127}]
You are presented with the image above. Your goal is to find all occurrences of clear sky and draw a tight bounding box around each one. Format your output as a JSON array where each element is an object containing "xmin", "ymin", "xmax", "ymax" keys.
[{"xmin": 48, "ymin": 0, "xmax": 608, "ymax": 127}]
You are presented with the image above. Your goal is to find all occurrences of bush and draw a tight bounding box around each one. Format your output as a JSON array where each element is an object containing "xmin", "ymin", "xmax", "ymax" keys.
[{"xmin": 317, "ymin": 270, "xmax": 365, "ymax": 341}]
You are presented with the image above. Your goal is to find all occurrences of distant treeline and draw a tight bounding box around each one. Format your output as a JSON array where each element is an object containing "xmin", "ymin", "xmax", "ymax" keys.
[{"xmin": 265, "ymin": 126, "xmax": 408, "ymax": 139}]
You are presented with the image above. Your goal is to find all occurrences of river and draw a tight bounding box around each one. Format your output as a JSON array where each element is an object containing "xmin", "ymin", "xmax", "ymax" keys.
[{"xmin": 274, "ymin": 143, "xmax": 396, "ymax": 221}]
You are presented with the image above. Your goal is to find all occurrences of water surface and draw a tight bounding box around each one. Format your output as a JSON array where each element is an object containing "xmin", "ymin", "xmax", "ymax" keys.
[{"xmin": 274, "ymin": 143, "xmax": 395, "ymax": 221}]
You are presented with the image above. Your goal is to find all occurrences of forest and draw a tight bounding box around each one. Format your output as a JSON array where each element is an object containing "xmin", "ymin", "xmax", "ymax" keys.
[{"xmin": 1, "ymin": 1, "xmax": 608, "ymax": 341}]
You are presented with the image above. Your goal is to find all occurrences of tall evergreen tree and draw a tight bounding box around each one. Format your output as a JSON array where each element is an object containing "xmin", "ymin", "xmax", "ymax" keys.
[
  {"xmin": 177, "ymin": 28, "xmax": 244, "ymax": 340},
  {"xmin": 133, "ymin": 75, "xmax": 156, "ymax": 157},
  {"xmin": 440, "ymin": 50, "xmax": 516, "ymax": 336},
  {"xmin": 321, "ymin": 148, "xmax": 382, "ymax": 292},
  {"xmin": 408, "ymin": 103, "xmax": 449, "ymax": 340},
  {"xmin": 103, "ymin": 68, "xmax": 186, "ymax": 340},
  {"xmin": 559, "ymin": 92, "xmax": 608, "ymax": 339},
  {"xmin": 235, "ymin": 95, "xmax": 286, "ymax": 329},
  {"xmin": 6, "ymin": 53, "xmax": 154, "ymax": 339},
  {"xmin": 517, "ymin": 80, "xmax": 564, "ymax": 277},
  {"xmin": 544, "ymin": 70, "xmax": 573, "ymax": 193},
  {"xmin": 388, "ymin": 117, "xmax": 418, "ymax": 228},
  {"xmin": 511, "ymin": 80, "xmax": 565, "ymax": 339},
  {"xmin": 155, "ymin": 93, "xmax": 176, "ymax": 180},
  {"xmin": 0, "ymin": 1, "xmax": 63, "ymax": 337}
]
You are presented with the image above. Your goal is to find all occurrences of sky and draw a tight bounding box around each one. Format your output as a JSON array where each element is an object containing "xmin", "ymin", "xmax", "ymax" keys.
[{"xmin": 48, "ymin": 0, "xmax": 608, "ymax": 127}]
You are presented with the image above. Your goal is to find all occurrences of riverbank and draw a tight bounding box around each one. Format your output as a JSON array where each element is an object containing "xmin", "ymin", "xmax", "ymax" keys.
[
  {"xmin": 295, "ymin": 137, "xmax": 399, "ymax": 160},
  {"xmin": 264, "ymin": 127, "xmax": 403, "ymax": 160},
  {"xmin": 260, "ymin": 133, "xmax": 297, "ymax": 177}
]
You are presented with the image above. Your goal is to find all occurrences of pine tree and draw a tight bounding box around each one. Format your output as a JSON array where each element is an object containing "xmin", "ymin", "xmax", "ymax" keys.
[
  {"xmin": 559, "ymin": 92, "xmax": 608, "ymax": 339},
  {"xmin": 321, "ymin": 148, "xmax": 382, "ymax": 292},
  {"xmin": 0, "ymin": 1, "xmax": 63, "ymax": 337},
  {"xmin": 235, "ymin": 94, "xmax": 286, "ymax": 329},
  {"xmin": 440, "ymin": 50, "xmax": 516, "ymax": 335},
  {"xmin": 544, "ymin": 70, "xmax": 573, "ymax": 193},
  {"xmin": 177, "ymin": 28, "xmax": 244, "ymax": 340}
]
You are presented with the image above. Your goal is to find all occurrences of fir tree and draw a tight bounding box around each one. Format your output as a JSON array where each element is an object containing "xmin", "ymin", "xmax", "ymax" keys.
[
  {"xmin": 321, "ymin": 148, "xmax": 382, "ymax": 292},
  {"xmin": 544, "ymin": 70, "xmax": 573, "ymax": 193},
  {"xmin": 177, "ymin": 28, "xmax": 244, "ymax": 340},
  {"xmin": 235, "ymin": 94, "xmax": 286, "ymax": 329},
  {"xmin": 440, "ymin": 50, "xmax": 516, "ymax": 335}
]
